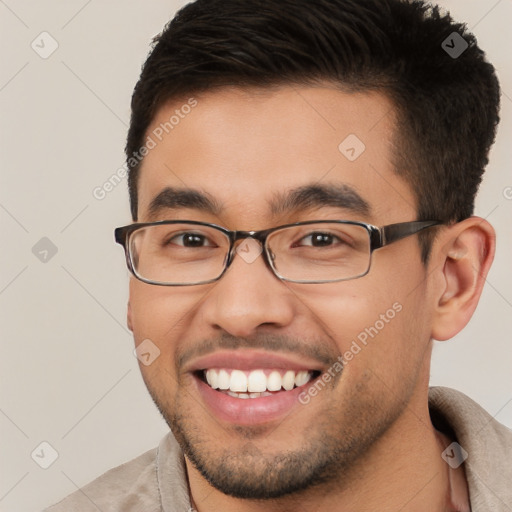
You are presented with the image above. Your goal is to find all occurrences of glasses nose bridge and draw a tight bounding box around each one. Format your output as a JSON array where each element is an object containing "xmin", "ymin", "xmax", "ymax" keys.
[
  {"xmin": 226, "ymin": 229, "xmax": 272, "ymax": 269},
  {"xmin": 231, "ymin": 229, "xmax": 268, "ymax": 244}
]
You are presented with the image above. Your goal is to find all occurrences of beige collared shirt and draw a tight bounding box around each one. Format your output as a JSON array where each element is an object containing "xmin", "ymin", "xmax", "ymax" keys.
[{"xmin": 45, "ymin": 387, "xmax": 512, "ymax": 511}]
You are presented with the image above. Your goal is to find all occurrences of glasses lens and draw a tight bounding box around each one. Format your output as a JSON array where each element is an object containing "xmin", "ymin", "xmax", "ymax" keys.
[
  {"xmin": 267, "ymin": 222, "xmax": 371, "ymax": 282},
  {"xmin": 128, "ymin": 223, "xmax": 229, "ymax": 285}
]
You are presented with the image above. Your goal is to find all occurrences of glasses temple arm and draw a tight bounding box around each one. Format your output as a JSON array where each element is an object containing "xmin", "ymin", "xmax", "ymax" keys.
[{"xmin": 380, "ymin": 221, "xmax": 442, "ymax": 247}]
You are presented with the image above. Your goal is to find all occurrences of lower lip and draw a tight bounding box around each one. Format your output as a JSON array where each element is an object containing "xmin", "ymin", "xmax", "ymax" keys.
[{"xmin": 193, "ymin": 374, "xmax": 312, "ymax": 425}]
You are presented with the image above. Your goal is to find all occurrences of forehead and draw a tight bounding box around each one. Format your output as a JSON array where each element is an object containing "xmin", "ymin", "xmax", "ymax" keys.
[{"xmin": 136, "ymin": 86, "xmax": 416, "ymax": 227}]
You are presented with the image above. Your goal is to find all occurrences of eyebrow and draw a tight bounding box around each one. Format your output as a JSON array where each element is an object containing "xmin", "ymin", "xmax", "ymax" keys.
[
  {"xmin": 148, "ymin": 187, "xmax": 224, "ymax": 219},
  {"xmin": 269, "ymin": 183, "xmax": 370, "ymax": 217},
  {"xmin": 147, "ymin": 183, "xmax": 371, "ymax": 220}
]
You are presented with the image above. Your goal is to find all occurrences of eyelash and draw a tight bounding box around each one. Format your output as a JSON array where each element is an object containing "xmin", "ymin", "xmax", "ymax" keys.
[{"xmin": 166, "ymin": 231, "xmax": 347, "ymax": 249}]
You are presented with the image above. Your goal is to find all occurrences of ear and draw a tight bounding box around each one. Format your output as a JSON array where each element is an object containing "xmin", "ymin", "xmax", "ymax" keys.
[
  {"xmin": 431, "ymin": 217, "xmax": 495, "ymax": 341},
  {"xmin": 127, "ymin": 300, "xmax": 134, "ymax": 332}
]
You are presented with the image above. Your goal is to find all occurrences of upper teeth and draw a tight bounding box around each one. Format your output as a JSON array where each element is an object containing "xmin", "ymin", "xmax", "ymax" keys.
[{"xmin": 205, "ymin": 368, "xmax": 313, "ymax": 393}]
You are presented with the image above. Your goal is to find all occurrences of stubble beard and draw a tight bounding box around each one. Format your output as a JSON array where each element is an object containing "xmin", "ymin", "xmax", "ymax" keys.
[{"xmin": 147, "ymin": 379, "xmax": 409, "ymax": 500}]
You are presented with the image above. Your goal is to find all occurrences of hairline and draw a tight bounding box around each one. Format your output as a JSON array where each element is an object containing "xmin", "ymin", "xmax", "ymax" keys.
[
  {"xmin": 131, "ymin": 80, "xmax": 410, "ymax": 210},
  {"xmin": 129, "ymin": 80, "xmax": 434, "ymax": 262}
]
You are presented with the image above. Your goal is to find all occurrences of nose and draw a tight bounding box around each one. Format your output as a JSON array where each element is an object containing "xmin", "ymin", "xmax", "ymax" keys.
[{"xmin": 199, "ymin": 238, "xmax": 296, "ymax": 338}]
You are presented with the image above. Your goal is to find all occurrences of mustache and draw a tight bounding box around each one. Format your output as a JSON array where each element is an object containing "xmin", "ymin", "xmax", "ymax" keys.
[{"xmin": 177, "ymin": 332, "xmax": 338, "ymax": 370}]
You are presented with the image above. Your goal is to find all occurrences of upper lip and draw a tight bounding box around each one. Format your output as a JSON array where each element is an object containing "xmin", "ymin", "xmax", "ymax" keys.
[{"xmin": 187, "ymin": 349, "xmax": 326, "ymax": 373}]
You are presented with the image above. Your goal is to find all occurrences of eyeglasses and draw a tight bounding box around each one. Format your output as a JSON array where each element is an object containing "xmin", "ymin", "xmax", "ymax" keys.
[{"xmin": 114, "ymin": 219, "xmax": 441, "ymax": 286}]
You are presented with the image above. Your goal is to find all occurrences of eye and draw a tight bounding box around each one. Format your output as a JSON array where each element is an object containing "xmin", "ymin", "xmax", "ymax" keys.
[
  {"xmin": 294, "ymin": 232, "xmax": 344, "ymax": 248},
  {"xmin": 167, "ymin": 232, "xmax": 217, "ymax": 248}
]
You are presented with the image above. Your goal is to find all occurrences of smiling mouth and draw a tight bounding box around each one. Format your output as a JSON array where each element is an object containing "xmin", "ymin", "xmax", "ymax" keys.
[{"xmin": 197, "ymin": 368, "xmax": 322, "ymax": 399}]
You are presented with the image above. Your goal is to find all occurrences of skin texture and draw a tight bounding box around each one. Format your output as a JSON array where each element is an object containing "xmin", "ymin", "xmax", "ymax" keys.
[{"xmin": 127, "ymin": 86, "xmax": 495, "ymax": 511}]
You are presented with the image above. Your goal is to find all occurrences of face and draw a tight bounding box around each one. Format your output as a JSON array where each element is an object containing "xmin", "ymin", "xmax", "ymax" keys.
[{"xmin": 128, "ymin": 86, "xmax": 436, "ymax": 498}]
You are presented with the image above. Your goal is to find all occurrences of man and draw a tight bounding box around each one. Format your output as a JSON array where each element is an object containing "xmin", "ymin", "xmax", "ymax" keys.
[{"xmin": 47, "ymin": 0, "xmax": 511, "ymax": 510}]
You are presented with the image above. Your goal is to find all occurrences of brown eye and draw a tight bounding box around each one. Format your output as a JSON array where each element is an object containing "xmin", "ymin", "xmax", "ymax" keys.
[
  {"xmin": 293, "ymin": 232, "xmax": 344, "ymax": 248},
  {"xmin": 166, "ymin": 232, "xmax": 216, "ymax": 248}
]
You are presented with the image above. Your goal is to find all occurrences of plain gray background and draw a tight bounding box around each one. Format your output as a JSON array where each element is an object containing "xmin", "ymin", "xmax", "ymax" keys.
[{"xmin": 0, "ymin": 1, "xmax": 510, "ymax": 510}]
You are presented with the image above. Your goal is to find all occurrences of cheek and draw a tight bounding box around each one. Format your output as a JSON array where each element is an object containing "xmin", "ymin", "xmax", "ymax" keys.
[
  {"xmin": 295, "ymin": 280, "xmax": 402, "ymax": 340},
  {"xmin": 294, "ymin": 274, "xmax": 429, "ymax": 384},
  {"xmin": 128, "ymin": 280, "xmax": 205, "ymax": 354},
  {"xmin": 128, "ymin": 281, "xmax": 209, "ymax": 402}
]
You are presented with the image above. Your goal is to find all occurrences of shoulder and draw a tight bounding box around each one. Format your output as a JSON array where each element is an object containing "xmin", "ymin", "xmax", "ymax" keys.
[
  {"xmin": 44, "ymin": 444, "xmax": 160, "ymax": 512},
  {"xmin": 429, "ymin": 386, "xmax": 512, "ymax": 511}
]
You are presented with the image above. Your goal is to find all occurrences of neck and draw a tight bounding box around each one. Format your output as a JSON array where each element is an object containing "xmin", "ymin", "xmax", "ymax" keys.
[{"xmin": 186, "ymin": 388, "xmax": 453, "ymax": 512}]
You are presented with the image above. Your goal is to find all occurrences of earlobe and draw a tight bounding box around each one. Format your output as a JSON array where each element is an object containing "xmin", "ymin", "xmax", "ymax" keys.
[{"xmin": 431, "ymin": 217, "xmax": 495, "ymax": 341}]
